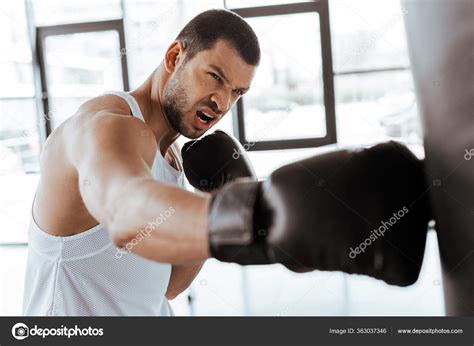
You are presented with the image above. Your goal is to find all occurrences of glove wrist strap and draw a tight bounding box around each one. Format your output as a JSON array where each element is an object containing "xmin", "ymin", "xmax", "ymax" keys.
[{"xmin": 208, "ymin": 180, "xmax": 264, "ymax": 262}]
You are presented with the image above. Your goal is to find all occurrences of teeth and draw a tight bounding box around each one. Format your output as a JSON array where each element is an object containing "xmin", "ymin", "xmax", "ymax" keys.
[{"xmin": 197, "ymin": 111, "xmax": 213, "ymax": 124}]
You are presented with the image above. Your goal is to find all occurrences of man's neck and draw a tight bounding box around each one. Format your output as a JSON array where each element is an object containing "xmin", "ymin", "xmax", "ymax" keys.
[{"xmin": 130, "ymin": 67, "xmax": 179, "ymax": 156}]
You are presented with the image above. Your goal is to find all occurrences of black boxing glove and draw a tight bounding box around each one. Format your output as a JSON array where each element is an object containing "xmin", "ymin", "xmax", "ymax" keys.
[
  {"xmin": 182, "ymin": 130, "xmax": 257, "ymax": 192},
  {"xmin": 208, "ymin": 141, "xmax": 432, "ymax": 286}
]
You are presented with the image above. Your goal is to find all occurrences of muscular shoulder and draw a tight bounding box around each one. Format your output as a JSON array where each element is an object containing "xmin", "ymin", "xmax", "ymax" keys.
[
  {"xmin": 76, "ymin": 94, "xmax": 132, "ymax": 116},
  {"xmin": 63, "ymin": 97, "xmax": 157, "ymax": 169}
]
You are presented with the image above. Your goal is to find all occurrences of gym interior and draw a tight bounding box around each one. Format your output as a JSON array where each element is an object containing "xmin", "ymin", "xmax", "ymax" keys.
[{"xmin": 0, "ymin": 0, "xmax": 471, "ymax": 317}]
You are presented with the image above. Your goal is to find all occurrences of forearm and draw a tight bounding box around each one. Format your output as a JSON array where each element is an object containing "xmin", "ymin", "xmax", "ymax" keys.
[
  {"xmin": 106, "ymin": 177, "xmax": 211, "ymax": 264},
  {"xmin": 72, "ymin": 114, "xmax": 210, "ymax": 264},
  {"xmin": 165, "ymin": 261, "xmax": 205, "ymax": 300}
]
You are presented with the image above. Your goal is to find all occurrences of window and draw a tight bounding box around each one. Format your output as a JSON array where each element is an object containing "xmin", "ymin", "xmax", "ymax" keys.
[
  {"xmin": 242, "ymin": 12, "xmax": 326, "ymax": 142},
  {"xmin": 334, "ymin": 70, "xmax": 420, "ymax": 146},
  {"xmin": 37, "ymin": 20, "xmax": 129, "ymax": 130},
  {"xmin": 0, "ymin": 1, "xmax": 39, "ymax": 175},
  {"xmin": 30, "ymin": 0, "xmax": 122, "ymax": 26},
  {"xmin": 231, "ymin": 1, "xmax": 336, "ymax": 151},
  {"xmin": 0, "ymin": 1, "xmax": 40, "ymax": 247},
  {"xmin": 330, "ymin": 0, "xmax": 422, "ymax": 147}
]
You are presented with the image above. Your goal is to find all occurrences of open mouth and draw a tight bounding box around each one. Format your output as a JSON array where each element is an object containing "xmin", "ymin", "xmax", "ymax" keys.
[{"xmin": 196, "ymin": 110, "xmax": 214, "ymax": 124}]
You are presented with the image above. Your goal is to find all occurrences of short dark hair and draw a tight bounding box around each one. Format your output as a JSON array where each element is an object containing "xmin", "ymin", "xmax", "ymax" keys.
[{"xmin": 176, "ymin": 9, "xmax": 260, "ymax": 66}]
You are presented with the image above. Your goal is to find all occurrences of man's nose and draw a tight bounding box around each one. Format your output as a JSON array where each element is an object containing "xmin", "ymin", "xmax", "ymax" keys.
[{"xmin": 210, "ymin": 89, "xmax": 232, "ymax": 114}]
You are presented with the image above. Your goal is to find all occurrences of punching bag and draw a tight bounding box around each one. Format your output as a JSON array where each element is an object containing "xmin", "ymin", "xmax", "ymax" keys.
[{"xmin": 403, "ymin": 0, "xmax": 474, "ymax": 315}]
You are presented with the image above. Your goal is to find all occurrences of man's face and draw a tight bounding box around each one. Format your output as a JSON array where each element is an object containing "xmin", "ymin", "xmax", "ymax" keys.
[{"xmin": 162, "ymin": 39, "xmax": 256, "ymax": 139}]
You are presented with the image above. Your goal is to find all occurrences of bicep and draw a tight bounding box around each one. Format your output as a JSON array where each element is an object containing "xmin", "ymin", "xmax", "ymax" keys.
[{"xmin": 67, "ymin": 113, "xmax": 156, "ymax": 225}]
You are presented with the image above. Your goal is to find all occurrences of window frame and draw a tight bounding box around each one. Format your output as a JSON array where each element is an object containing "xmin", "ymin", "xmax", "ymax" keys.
[
  {"xmin": 35, "ymin": 19, "xmax": 130, "ymax": 137},
  {"xmin": 228, "ymin": 1, "xmax": 337, "ymax": 151}
]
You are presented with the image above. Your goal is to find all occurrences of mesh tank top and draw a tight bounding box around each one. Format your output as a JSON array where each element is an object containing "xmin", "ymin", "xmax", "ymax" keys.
[{"xmin": 22, "ymin": 91, "xmax": 186, "ymax": 316}]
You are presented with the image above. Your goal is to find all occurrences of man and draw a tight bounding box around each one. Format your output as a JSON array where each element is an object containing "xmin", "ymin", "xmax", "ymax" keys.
[
  {"xmin": 24, "ymin": 8, "xmax": 432, "ymax": 317},
  {"xmin": 23, "ymin": 9, "xmax": 260, "ymax": 316}
]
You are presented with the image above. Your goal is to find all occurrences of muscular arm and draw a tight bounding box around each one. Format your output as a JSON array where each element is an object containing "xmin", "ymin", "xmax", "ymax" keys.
[{"xmin": 67, "ymin": 109, "xmax": 211, "ymax": 264}]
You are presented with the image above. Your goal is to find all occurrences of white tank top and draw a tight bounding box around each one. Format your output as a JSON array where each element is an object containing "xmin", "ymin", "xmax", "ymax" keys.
[{"xmin": 22, "ymin": 91, "xmax": 186, "ymax": 316}]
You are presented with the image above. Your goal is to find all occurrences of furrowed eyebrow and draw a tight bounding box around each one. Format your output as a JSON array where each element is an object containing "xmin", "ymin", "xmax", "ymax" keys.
[{"xmin": 209, "ymin": 64, "xmax": 250, "ymax": 92}]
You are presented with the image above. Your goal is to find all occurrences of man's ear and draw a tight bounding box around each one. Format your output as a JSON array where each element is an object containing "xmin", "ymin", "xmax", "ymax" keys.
[{"xmin": 164, "ymin": 41, "xmax": 186, "ymax": 73}]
